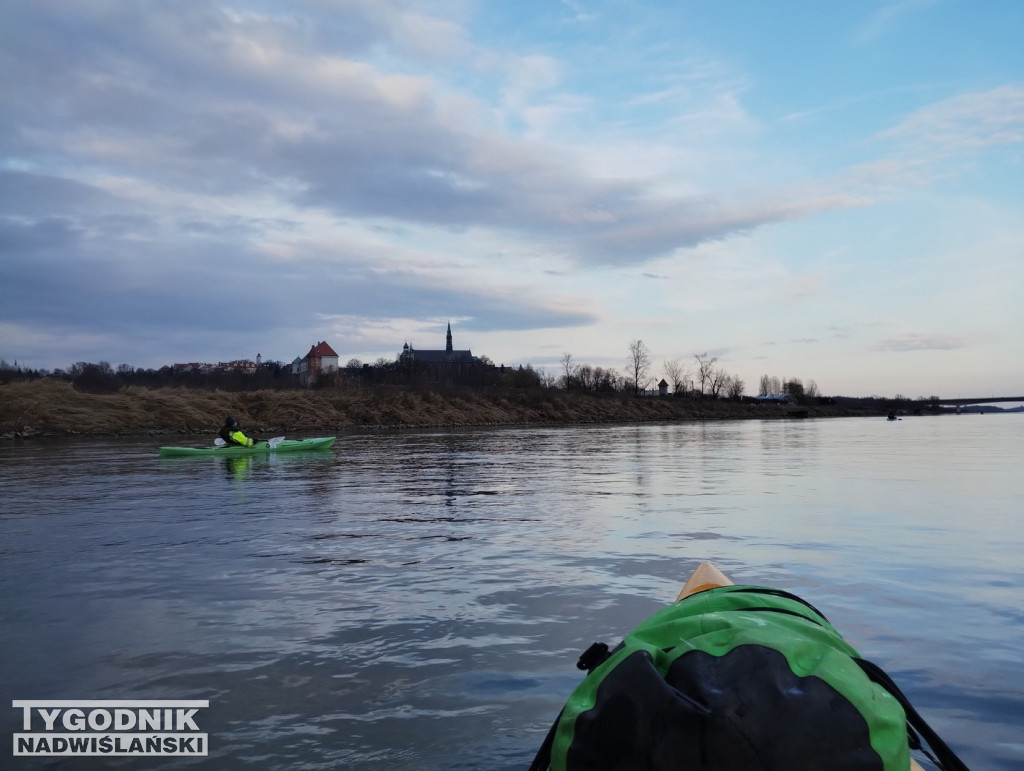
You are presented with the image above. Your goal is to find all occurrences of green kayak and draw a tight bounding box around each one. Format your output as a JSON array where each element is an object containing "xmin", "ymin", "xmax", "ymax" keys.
[
  {"xmin": 159, "ymin": 437, "xmax": 336, "ymax": 458},
  {"xmin": 529, "ymin": 562, "xmax": 965, "ymax": 771}
]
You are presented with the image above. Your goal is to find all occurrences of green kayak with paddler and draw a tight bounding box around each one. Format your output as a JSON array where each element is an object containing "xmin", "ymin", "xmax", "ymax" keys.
[{"xmin": 158, "ymin": 415, "xmax": 335, "ymax": 457}]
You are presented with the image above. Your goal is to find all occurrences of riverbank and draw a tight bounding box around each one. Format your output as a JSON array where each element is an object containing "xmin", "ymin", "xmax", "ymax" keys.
[{"xmin": 0, "ymin": 379, "xmax": 889, "ymax": 438}]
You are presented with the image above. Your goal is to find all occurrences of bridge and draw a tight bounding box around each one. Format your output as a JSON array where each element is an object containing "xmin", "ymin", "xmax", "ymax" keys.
[{"xmin": 932, "ymin": 396, "xmax": 1024, "ymax": 406}]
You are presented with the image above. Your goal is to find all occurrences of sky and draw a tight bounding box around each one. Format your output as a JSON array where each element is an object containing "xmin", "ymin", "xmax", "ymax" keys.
[{"xmin": 1, "ymin": 0, "xmax": 1022, "ymax": 399}]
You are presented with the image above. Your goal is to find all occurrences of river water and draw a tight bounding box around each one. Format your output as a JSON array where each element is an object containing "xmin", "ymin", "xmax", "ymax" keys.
[{"xmin": 1, "ymin": 416, "xmax": 1021, "ymax": 769}]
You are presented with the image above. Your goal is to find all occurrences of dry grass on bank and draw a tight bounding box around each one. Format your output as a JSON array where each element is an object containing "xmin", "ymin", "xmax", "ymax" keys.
[{"xmin": 0, "ymin": 379, "xmax": 881, "ymax": 438}]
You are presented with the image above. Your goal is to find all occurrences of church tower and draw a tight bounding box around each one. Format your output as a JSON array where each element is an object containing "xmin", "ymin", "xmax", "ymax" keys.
[{"xmin": 446, "ymin": 322, "xmax": 453, "ymax": 353}]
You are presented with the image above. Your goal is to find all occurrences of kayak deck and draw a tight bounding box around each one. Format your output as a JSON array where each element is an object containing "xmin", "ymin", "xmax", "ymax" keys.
[
  {"xmin": 676, "ymin": 563, "xmax": 927, "ymax": 771},
  {"xmin": 158, "ymin": 437, "xmax": 336, "ymax": 457}
]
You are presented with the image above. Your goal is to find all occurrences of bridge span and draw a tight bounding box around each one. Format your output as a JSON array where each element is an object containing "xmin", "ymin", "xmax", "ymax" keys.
[{"xmin": 933, "ymin": 396, "xmax": 1024, "ymax": 406}]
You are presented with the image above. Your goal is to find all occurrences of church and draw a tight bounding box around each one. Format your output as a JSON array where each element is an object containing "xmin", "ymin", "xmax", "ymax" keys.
[{"xmin": 399, "ymin": 323, "xmax": 487, "ymax": 386}]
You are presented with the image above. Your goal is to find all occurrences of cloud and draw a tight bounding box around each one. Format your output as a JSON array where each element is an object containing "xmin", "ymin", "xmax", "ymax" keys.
[
  {"xmin": 871, "ymin": 333, "xmax": 970, "ymax": 352},
  {"xmin": 558, "ymin": 0, "xmax": 597, "ymax": 24},
  {"xmin": 0, "ymin": 1, "xmax": 870, "ymax": 275},
  {"xmin": 882, "ymin": 85, "xmax": 1024, "ymax": 150},
  {"xmin": 773, "ymin": 274, "xmax": 827, "ymax": 302},
  {"xmin": 854, "ymin": 0, "xmax": 938, "ymax": 45},
  {"xmin": 2, "ymin": 0, "xmax": 1019, "ymax": 394},
  {"xmin": 816, "ymin": 85, "xmax": 1024, "ymax": 200}
]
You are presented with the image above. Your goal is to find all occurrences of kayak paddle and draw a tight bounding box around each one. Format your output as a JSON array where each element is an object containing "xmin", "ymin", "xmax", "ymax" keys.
[{"xmin": 213, "ymin": 436, "xmax": 286, "ymax": 448}]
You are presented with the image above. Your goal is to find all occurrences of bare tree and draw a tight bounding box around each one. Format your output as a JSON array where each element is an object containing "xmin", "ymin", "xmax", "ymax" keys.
[
  {"xmin": 726, "ymin": 375, "xmax": 745, "ymax": 399},
  {"xmin": 560, "ymin": 352, "xmax": 577, "ymax": 390},
  {"xmin": 708, "ymin": 367, "xmax": 730, "ymax": 397},
  {"xmin": 627, "ymin": 339, "xmax": 652, "ymax": 394},
  {"xmin": 594, "ymin": 367, "xmax": 623, "ymax": 392},
  {"xmin": 577, "ymin": 364, "xmax": 594, "ymax": 391},
  {"xmin": 806, "ymin": 379, "xmax": 820, "ymax": 399},
  {"xmin": 759, "ymin": 374, "xmax": 783, "ymax": 395},
  {"xmin": 694, "ymin": 352, "xmax": 717, "ymax": 395},
  {"xmin": 664, "ymin": 358, "xmax": 690, "ymax": 394},
  {"xmin": 784, "ymin": 379, "xmax": 805, "ymax": 404}
]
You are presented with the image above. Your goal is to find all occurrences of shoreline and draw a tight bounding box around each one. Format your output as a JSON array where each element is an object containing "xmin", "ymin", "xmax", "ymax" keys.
[{"xmin": 1, "ymin": 379, "xmax": 892, "ymax": 439}]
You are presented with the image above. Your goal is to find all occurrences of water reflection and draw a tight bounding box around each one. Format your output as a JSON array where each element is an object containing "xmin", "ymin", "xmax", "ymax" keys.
[
  {"xmin": 224, "ymin": 454, "xmax": 253, "ymax": 480},
  {"xmin": 0, "ymin": 420, "xmax": 1021, "ymax": 769}
]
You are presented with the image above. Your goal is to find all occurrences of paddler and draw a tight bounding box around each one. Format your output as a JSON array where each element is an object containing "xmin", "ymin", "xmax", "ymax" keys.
[{"xmin": 219, "ymin": 416, "xmax": 255, "ymax": 447}]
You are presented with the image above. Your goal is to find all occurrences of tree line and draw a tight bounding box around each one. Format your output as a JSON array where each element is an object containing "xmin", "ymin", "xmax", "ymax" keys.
[
  {"xmin": 558, "ymin": 342, "xmax": 749, "ymax": 399},
  {"xmin": 0, "ymin": 359, "xmax": 297, "ymax": 393},
  {"xmin": 0, "ymin": 357, "xmax": 544, "ymax": 393},
  {"xmin": 0, "ymin": 346, "xmax": 804, "ymax": 402},
  {"xmin": 555, "ymin": 340, "xmax": 844, "ymax": 407},
  {"xmin": 7, "ymin": 349, "xmax": 923, "ymax": 409}
]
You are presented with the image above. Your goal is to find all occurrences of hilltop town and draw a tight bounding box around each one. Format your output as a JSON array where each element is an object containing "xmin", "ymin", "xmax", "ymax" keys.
[
  {"xmin": 3, "ymin": 323, "xmax": 957, "ymax": 439},
  {"xmin": 56, "ymin": 323, "xmax": 777, "ymax": 401},
  {"xmin": 169, "ymin": 324, "xmax": 505, "ymax": 390}
]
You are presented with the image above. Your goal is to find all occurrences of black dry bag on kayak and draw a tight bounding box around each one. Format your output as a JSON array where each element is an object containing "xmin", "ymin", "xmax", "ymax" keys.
[{"xmin": 530, "ymin": 585, "xmax": 968, "ymax": 771}]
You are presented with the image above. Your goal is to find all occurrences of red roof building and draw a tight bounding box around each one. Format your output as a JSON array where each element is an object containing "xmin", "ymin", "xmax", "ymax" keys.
[{"xmin": 293, "ymin": 341, "xmax": 339, "ymax": 386}]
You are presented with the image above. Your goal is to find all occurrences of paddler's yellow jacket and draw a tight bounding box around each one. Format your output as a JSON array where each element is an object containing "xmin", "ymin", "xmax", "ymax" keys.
[
  {"xmin": 220, "ymin": 423, "xmax": 255, "ymax": 447},
  {"xmin": 227, "ymin": 430, "xmax": 254, "ymax": 447}
]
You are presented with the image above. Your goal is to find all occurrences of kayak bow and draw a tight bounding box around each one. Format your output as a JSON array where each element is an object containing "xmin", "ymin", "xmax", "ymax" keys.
[
  {"xmin": 675, "ymin": 560, "xmax": 733, "ymax": 600},
  {"xmin": 531, "ymin": 562, "xmax": 962, "ymax": 771},
  {"xmin": 675, "ymin": 563, "xmax": 928, "ymax": 771}
]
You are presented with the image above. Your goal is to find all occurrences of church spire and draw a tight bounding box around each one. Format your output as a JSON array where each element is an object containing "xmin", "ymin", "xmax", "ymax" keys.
[{"xmin": 446, "ymin": 322, "xmax": 453, "ymax": 352}]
